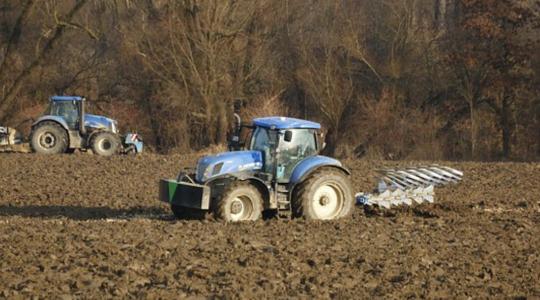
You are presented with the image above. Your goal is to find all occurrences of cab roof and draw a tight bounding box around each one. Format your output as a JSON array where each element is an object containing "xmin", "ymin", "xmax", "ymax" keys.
[
  {"xmin": 51, "ymin": 96, "xmax": 83, "ymax": 102},
  {"xmin": 252, "ymin": 117, "xmax": 321, "ymax": 130}
]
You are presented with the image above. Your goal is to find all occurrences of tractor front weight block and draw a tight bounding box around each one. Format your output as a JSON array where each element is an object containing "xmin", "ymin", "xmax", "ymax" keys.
[{"xmin": 159, "ymin": 179, "xmax": 211, "ymax": 210}]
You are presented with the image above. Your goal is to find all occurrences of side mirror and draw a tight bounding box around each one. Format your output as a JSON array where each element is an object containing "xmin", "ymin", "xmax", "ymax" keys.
[
  {"xmin": 284, "ymin": 130, "xmax": 293, "ymax": 142},
  {"xmin": 233, "ymin": 99, "xmax": 243, "ymax": 114}
]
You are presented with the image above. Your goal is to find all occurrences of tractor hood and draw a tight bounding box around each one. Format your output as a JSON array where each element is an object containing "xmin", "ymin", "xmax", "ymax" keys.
[
  {"xmin": 84, "ymin": 114, "xmax": 118, "ymax": 133},
  {"xmin": 195, "ymin": 150, "xmax": 263, "ymax": 183}
]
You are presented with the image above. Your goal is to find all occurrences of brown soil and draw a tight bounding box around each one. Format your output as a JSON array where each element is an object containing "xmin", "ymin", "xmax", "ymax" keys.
[{"xmin": 0, "ymin": 154, "xmax": 538, "ymax": 298}]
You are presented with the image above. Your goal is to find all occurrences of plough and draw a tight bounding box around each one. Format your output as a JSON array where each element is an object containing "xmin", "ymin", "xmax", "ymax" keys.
[{"xmin": 356, "ymin": 165, "xmax": 463, "ymax": 208}]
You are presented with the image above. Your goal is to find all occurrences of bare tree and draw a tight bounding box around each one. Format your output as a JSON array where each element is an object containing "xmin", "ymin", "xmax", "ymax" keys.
[
  {"xmin": 0, "ymin": 0, "xmax": 89, "ymax": 123},
  {"xmin": 138, "ymin": 0, "xmax": 264, "ymax": 146}
]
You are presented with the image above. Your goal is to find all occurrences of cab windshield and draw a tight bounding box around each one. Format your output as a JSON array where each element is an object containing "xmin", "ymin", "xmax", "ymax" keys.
[{"xmin": 47, "ymin": 100, "xmax": 80, "ymax": 129}]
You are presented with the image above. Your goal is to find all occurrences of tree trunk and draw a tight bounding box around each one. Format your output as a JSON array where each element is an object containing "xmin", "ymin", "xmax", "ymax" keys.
[
  {"xmin": 0, "ymin": 0, "xmax": 88, "ymax": 123},
  {"xmin": 0, "ymin": 0, "xmax": 36, "ymax": 76},
  {"xmin": 141, "ymin": 86, "xmax": 162, "ymax": 152},
  {"xmin": 469, "ymin": 98, "xmax": 477, "ymax": 159},
  {"xmin": 322, "ymin": 126, "xmax": 338, "ymax": 157},
  {"xmin": 501, "ymin": 95, "xmax": 511, "ymax": 159},
  {"xmin": 215, "ymin": 100, "xmax": 228, "ymax": 145},
  {"xmin": 240, "ymin": 19, "xmax": 256, "ymax": 96},
  {"xmin": 537, "ymin": 102, "xmax": 540, "ymax": 157},
  {"xmin": 203, "ymin": 97, "xmax": 215, "ymax": 146}
]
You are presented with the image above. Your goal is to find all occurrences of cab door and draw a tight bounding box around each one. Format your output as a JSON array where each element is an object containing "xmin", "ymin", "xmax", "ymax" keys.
[
  {"xmin": 276, "ymin": 129, "xmax": 318, "ymax": 182},
  {"xmin": 49, "ymin": 100, "xmax": 80, "ymax": 130}
]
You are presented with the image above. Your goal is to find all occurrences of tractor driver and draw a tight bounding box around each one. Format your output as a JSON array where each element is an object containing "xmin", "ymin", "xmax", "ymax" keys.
[{"xmin": 54, "ymin": 101, "xmax": 79, "ymax": 128}]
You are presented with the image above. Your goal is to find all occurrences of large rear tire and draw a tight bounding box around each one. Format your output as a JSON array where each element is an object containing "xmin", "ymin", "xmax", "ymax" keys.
[
  {"xmin": 30, "ymin": 121, "xmax": 68, "ymax": 154},
  {"xmin": 91, "ymin": 132, "xmax": 119, "ymax": 156},
  {"xmin": 292, "ymin": 168, "xmax": 354, "ymax": 220},
  {"xmin": 214, "ymin": 182, "xmax": 263, "ymax": 222}
]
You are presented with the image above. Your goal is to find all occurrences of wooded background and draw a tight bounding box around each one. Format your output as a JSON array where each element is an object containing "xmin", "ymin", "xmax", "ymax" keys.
[{"xmin": 1, "ymin": 0, "xmax": 539, "ymax": 160}]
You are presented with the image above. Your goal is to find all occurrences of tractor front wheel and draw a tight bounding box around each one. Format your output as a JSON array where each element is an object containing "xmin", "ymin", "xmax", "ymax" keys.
[
  {"xmin": 91, "ymin": 132, "xmax": 119, "ymax": 156},
  {"xmin": 30, "ymin": 121, "xmax": 68, "ymax": 154},
  {"xmin": 292, "ymin": 168, "xmax": 354, "ymax": 220},
  {"xmin": 214, "ymin": 182, "xmax": 263, "ymax": 222}
]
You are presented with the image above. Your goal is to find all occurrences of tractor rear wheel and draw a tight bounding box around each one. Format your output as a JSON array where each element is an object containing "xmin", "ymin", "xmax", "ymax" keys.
[
  {"xmin": 30, "ymin": 121, "xmax": 68, "ymax": 154},
  {"xmin": 214, "ymin": 182, "xmax": 263, "ymax": 222},
  {"xmin": 91, "ymin": 132, "xmax": 119, "ymax": 156},
  {"xmin": 292, "ymin": 168, "xmax": 354, "ymax": 220}
]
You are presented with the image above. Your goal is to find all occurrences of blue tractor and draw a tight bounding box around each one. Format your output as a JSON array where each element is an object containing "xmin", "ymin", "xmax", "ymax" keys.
[
  {"xmin": 159, "ymin": 115, "xmax": 354, "ymax": 221},
  {"xmin": 29, "ymin": 96, "xmax": 143, "ymax": 156}
]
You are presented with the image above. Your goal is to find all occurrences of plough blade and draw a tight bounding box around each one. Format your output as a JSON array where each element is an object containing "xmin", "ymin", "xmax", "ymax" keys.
[
  {"xmin": 376, "ymin": 165, "xmax": 463, "ymax": 191},
  {"xmin": 357, "ymin": 165, "xmax": 462, "ymax": 208}
]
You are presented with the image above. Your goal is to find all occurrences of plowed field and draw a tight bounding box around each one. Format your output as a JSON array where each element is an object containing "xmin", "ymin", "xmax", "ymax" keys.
[{"xmin": 0, "ymin": 154, "xmax": 538, "ymax": 298}]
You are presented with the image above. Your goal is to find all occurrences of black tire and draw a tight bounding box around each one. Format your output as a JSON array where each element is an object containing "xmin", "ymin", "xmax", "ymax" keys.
[
  {"xmin": 91, "ymin": 132, "xmax": 119, "ymax": 156},
  {"xmin": 292, "ymin": 168, "xmax": 354, "ymax": 220},
  {"xmin": 214, "ymin": 181, "xmax": 263, "ymax": 222},
  {"xmin": 171, "ymin": 205, "xmax": 206, "ymax": 220},
  {"xmin": 30, "ymin": 121, "xmax": 68, "ymax": 154}
]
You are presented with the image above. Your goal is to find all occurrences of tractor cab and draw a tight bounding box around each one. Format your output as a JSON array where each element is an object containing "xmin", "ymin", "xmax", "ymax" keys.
[
  {"xmin": 45, "ymin": 96, "xmax": 83, "ymax": 129},
  {"xmin": 248, "ymin": 117, "xmax": 320, "ymax": 182}
]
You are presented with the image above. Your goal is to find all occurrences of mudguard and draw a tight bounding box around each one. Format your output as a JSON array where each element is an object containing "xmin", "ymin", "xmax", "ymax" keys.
[
  {"xmin": 289, "ymin": 155, "xmax": 350, "ymax": 185},
  {"xmin": 206, "ymin": 172, "xmax": 270, "ymax": 194},
  {"xmin": 32, "ymin": 116, "xmax": 70, "ymax": 131}
]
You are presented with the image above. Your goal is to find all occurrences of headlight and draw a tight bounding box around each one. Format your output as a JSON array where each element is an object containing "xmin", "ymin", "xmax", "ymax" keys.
[
  {"xmin": 198, "ymin": 163, "xmax": 224, "ymax": 182},
  {"xmin": 203, "ymin": 166, "xmax": 212, "ymax": 181},
  {"xmin": 212, "ymin": 162, "xmax": 224, "ymax": 175},
  {"xmin": 111, "ymin": 121, "xmax": 119, "ymax": 134},
  {"xmin": 196, "ymin": 159, "xmax": 208, "ymax": 182}
]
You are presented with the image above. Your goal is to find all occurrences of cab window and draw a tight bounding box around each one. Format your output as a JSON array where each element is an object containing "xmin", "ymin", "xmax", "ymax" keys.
[
  {"xmin": 249, "ymin": 127, "xmax": 277, "ymax": 173},
  {"xmin": 49, "ymin": 101, "xmax": 79, "ymax": 129},
  {"xmin": 277, "ymin": 129, "xmax": 317, "ymax": 181}
]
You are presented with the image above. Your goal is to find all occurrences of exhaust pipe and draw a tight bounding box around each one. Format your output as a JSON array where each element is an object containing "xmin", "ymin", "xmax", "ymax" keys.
[
  {"xmin": 79, "ymin": 97, "xmax": 86, "ymax": 136},
  {"xmin": 228, "ymin": 99, "xmax": 243, "ymax": 151}
]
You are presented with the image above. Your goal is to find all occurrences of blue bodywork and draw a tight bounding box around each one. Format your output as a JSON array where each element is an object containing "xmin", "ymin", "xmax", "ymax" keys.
[
  {"xmin": 33, "ymin": 96, "xmax": 117, "ymax": 133},
  {"xmin": 84, "ymin": 114, "xmax": 118, "ymax": 133},
  {"xmin": 32, "ymin": 113, "xmax": 117, "ymax": 133},
  {"xmin": 289, "ymin": 155, "xmax": 348, "ymax": 184},
  {"xmin": 253, "ymin": 117, "xmax": 321, "ymax": 130},
  {"xmin": 196, "ymin": 150, "xmax": 263, "ymax": 183},
  {"xmin": 51, "ymin": 95, "xmax": 83, "ymax": 102},
  {"xmin": 194, "ymin": 117, "xmax": 346, "ymax": 185}
]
